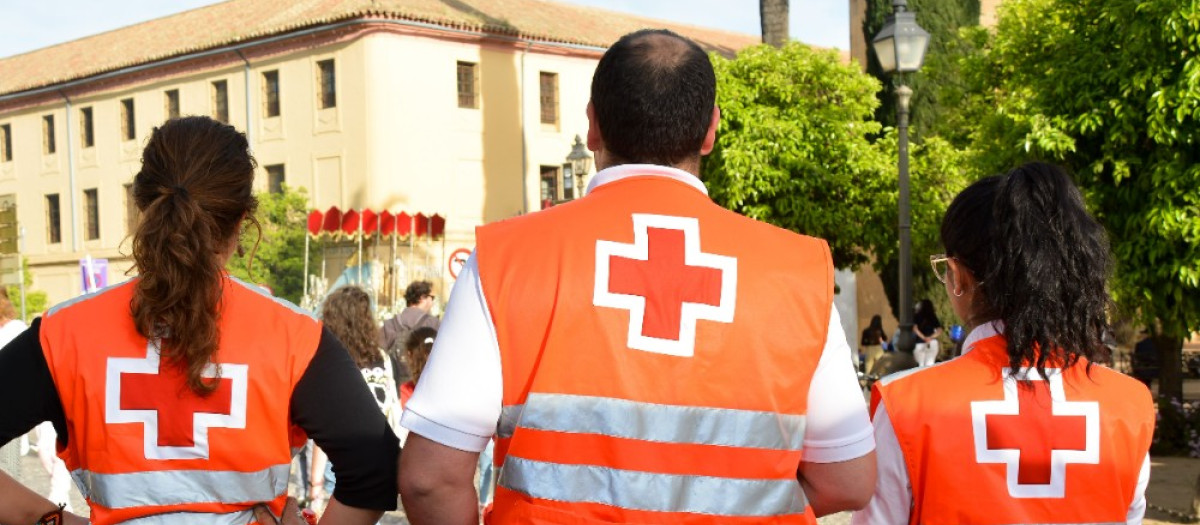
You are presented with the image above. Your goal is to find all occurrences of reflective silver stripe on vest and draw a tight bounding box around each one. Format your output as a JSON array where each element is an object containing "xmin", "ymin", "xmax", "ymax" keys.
[
  {"xmin": 72, "ymin": 464, "xmax": 289, "ymax": 509},
  {"xmin": 500, "ymin": 457, "xmax": 807, "ymax": 516},
  {"xmin": 504, "ymin": 393, "xmax": 806, "ymax": 450},
  {"xmin": 121, "ymin": 509, "xmax": 258, "ymax": 525},
  {"xmin": 497, "ymin": 404, "xmax": 523, "ymax": 439}
]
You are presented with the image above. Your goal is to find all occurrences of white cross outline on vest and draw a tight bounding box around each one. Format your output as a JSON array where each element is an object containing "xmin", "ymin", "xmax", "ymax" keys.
[
  {"xmin": 105, "ymin": 341, "xmax": 249, "ymax": 460},
  {"xmin": 593, "ymin": 213, "xmax": 737, "ymax": 357},
  {"xmin": 970, "ymin": 368, "xmax": 1100, "ymax": 498}
]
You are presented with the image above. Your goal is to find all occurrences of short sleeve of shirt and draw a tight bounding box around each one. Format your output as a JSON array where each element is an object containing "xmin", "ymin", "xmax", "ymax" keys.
[
  {"xmin": 801, "ymin": 306, "xmax": 876, "ymax": 463},
  {"xmin": 399, "ymin": 253, "xmax": 502, "ymax": 453}
]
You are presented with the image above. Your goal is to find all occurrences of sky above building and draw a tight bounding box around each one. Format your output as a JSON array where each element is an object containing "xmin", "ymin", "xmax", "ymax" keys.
[{"xmin": 0, "ymin": 0, "xmax": 850, "ymax": 59}]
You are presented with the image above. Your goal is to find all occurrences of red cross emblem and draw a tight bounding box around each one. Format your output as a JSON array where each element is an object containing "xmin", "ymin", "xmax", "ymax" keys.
[
  {"xmin": 106, "ymin": 342, "xmax": 248, "ymax": 460},
  {"xmin": 970, "ymin": 370, "xmax": 1099, "ymax": 498},
  {"xmin": 594, "ymin": 214, "xmax": 737, "ymax": 357}
]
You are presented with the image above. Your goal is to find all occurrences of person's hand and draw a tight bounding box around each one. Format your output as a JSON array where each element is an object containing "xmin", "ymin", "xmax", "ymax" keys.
[
  {"xmin": 63, "ymin": 512, "xmax": 89, "ymax": 525},
  {"xmin": 252, "ymin": 497, "xmax": 315, "ymax": 525}
]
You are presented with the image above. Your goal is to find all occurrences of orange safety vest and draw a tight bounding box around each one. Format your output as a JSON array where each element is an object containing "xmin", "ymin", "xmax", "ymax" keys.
[
  {"xmin": 40, "ymin": 275, "xmax": 322, "ymax": 525},
  {"xmin": 873, "ymin": 330, "xmax": 1155, "ymax": 525},
  {"xmin": 475, "ymin": 173, "xmax": 833, "ymax": 524}
]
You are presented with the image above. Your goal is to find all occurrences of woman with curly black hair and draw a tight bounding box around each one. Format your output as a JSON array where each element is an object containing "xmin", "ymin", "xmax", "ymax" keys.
[{"xmin": 854, "ymin": 162, "xmax": 1154, "ymax": 524}]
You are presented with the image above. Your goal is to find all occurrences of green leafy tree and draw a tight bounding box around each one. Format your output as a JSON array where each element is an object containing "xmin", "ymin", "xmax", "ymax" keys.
[
  {"xmin": 962, "ymin": 0, "xmax": 1200, "ymax": 398},
  {"xmin": 228, "ymin": 185, "xmax": 320, "ymax": 305},
  {"xmin": 6, "ymin": 257, "xmax": 47, "ymax": 322},
  {"xmin": 703, "ymin": 43, "xmax": 971, "ymax": 277}
]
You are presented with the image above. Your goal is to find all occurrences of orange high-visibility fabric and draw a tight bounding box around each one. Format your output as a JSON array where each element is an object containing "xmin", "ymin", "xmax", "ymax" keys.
[
  {"xmin": 40, "ymin": 277, "xmax": 322, "ymax": 525},
  {"xmin": 875, "ymin": 332, "xmax": 1154, "ymax": 525},
  {"xmin": 476, "ymin": 174, "xmax": 833, "ymax": 524}
]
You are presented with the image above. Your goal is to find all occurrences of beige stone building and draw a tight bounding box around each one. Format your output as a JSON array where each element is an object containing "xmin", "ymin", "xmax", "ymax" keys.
[{"xmin": 0, "ymin": 0, "xmax": 754, "ymax": 307}]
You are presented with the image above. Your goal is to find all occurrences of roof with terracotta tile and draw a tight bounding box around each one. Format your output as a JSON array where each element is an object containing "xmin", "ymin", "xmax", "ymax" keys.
[{"xmin": 0, "ymin": 0, "xmax": 763, "ymax": 97}]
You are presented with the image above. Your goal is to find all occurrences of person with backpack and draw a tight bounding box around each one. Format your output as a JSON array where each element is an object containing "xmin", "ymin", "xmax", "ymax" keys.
[{"xmin": 380, "ymin": 281, "xmax": 440, "ymax": 385}]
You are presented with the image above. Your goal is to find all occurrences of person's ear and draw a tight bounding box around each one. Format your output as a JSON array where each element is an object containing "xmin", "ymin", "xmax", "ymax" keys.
[
  {"xmin": 586, "ymin": 101, "xmax": 602, "ymax": 152},
  {"xmin": 699, "ymin": 106, "xmax": 720, "ymax": 156},
  {"xmin": 949, "ymin": 259, "xmax": 975, "ymax": 297}
]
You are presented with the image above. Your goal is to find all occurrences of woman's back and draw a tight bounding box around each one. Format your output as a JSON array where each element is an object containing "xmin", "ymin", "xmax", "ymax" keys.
[{"xmin": 41, "ymin": 276, "xmax": 322, "ymax": 523}]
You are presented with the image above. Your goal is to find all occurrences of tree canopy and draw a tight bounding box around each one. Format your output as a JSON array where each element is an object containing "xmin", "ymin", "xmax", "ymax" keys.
[
  {"xmin": 227, "ymin": 185, "xmax": 319, "ymax": 305},
  {"xmin": 703, "ymin": 43, "xmax": 969, "ymax": 273},
  {"xmin": 963, "ymin": 0, "xmax": 1200, "ymax": 339}
]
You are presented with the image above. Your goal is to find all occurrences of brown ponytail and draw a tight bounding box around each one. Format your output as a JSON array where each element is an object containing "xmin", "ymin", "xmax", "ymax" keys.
[{"xmin": 131, "ymin": 117, "xmax": 258, "ymax": 395}]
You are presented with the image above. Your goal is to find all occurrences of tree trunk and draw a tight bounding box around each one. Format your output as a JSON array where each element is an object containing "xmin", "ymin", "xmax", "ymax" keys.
[
  {"xmin": 760, "ymin": 0, "xmax": 790, "ymax": 48},
  {"xmin": 1155, "ymin": 335, "xmax": 1184, "ymax": 401}
]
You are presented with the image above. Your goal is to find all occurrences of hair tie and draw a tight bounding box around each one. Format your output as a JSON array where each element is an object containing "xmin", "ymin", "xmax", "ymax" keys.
[{"xmin": 423, "ymin": 337, "xmax": 434, "ymax": 345}]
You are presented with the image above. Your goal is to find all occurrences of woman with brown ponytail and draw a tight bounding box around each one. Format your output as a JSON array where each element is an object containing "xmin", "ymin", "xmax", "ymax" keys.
[
  {"xmin": 854, "ymin": 162, "xmax": 1155, "ymax": 524},
  {"xmin": 0, "ymin": 117, "xmax": 398, "ymax": 525}
]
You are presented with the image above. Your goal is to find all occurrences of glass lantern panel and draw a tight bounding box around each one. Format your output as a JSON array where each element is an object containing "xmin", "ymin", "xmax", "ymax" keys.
[
  {"xmin": 872, "ymin": 36, "xmax": 898, "ymax": 74},
  {"xmin": 896, "ymin": 33, "xmax": 930, "ymax": 71}
]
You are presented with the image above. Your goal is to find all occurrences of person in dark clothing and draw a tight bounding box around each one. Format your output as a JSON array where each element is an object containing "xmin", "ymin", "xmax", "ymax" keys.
[
  {"xmin": 1132, "ymin": 334, "xmax": 1160, "ymax": 388},
  {"xmin": 379, "ymin": 281, "xmax": 440, "ymax": 385},
  {"xmin": 913, "ymin": 298, "xmax": 943, "ymax": 367}
]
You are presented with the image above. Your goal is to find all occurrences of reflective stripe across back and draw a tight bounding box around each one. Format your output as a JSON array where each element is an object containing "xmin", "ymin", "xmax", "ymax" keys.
[
  {"xmin": 72, "ymin": 464, "xmax": 289, "ymax": 509},
  {"xmin": 120, "ymin": 509, "xmax": 259, "ymax": 524},
  {"xmin": 500, "ymin": 457, "xmax": 808, "ymax": 517},
  {"xmin": 498, "ymin": 393, "xmax": 806, "ymax": 450}
]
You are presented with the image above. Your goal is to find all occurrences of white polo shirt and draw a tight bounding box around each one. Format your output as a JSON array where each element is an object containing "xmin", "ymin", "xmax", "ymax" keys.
[{"xmin": 399, "ymin": 164, "xmax": 875, "ymax": 464}]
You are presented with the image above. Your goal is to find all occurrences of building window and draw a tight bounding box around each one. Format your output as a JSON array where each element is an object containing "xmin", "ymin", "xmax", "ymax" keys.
[
  {"xmin": 46, "ymin": 194, "xmax": 61, "ymax": 244},
  {"xmin": 317, "ymin": 60, "xmax": 336, "ymax": 109},
  {"xmin": 120, "ymin": 98, "xmax": 136, "ymax": 141},
  {"xmin": 263, "ymin": 70, "xmax": 281, "ymax": 117},
  {"xmin": 43, "ymin": 115, "xmax": 55, "ymax": 155},
  {"xmin": 266, "ymin": 164, "xmax": 285, "ymax": 194},
  {"xmin": 457, "ymin": 61, "xmax": 478, "ymax": 109},
  {"xmin": 164, "ymin": 89, "xmax": 180, "ymax": 120},
  {"xmin": 125, "ymin": 183, "xmax": 139, "ymax": 235},
  {"xmin": 79, "ymin": 107, "xmax": 95, "ymax": 148},
  {"xmin": 539, "ymin": 72, "xmax": 558, "ymax": 125},
  {"xmin": 540, "ymin": 165, "xmax": 560, "ymax": 209},
  {"xmin": 562, "ymin": 163, "xmax": 575, "ymax": 200},
  {"xmin": 212, "ymin": 80, "xmax": 229, "ymax": 123},
  {"xmin": 0, "ymin": 124, "xmax": 11, "ymax": 162},
  {"xmin": 84, "ymin": 188, "xmax": 99, "ymax": 241}
]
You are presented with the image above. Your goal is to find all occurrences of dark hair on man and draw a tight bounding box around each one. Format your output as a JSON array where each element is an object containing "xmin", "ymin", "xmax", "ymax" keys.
[
  {"xmin": 404, "ymin": 280, "xmax": 433, "ymax": 306},
  {"xmin": 591, "ymin": 29, "xmax": 716, "ymax": 167},
  {"xmin": 940, "ymin": 162, "xmax": 1112, "ymax": 378},
  {"xmin": 131, "ymin": 116, "xmax": 260, "ymax": 395}
]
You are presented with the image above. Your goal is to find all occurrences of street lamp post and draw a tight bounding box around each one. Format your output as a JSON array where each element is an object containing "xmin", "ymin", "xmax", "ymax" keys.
[
  {"xmin": 872, "ymin": 0, "xmax": 929, "ymax": 357},
  {"xmin": 566, "ymin": 134, "xmax": 593, "ymax": 197}
]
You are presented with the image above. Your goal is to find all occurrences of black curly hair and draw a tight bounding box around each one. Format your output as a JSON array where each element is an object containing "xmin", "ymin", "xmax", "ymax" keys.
[{"xmin": 941, "ymin": 162, "xmax": 1112, "ymax": 377}]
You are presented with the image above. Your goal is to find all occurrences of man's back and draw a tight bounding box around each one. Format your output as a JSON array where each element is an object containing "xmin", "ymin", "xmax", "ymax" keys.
[{"xmin": 473, "ymin": 166, "xmax": 853, "ymax": 523}]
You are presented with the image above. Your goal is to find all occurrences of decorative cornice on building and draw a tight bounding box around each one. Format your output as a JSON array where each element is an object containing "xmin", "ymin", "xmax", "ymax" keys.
[{"xmin": 0, "ymin": 0, "xmax": 759, "ymax": 100}]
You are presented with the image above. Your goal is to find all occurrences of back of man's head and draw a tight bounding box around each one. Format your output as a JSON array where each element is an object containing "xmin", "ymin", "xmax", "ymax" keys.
[
  {"xmin": 405, "ymin": 280, "xmax": 433, "ymax": 307},
  {"xmin": 591, "ymin": 29, "xmax": 716, "ymax": 167}
]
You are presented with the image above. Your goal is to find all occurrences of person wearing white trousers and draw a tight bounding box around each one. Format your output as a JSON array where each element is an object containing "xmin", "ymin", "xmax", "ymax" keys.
[
  {"xmin": 913, "ymin": 338, "xmax": 940, "ymax": 367},
  {"xmin": 913, "ymin": 298, "xmax": 943, "ymax": 367}
]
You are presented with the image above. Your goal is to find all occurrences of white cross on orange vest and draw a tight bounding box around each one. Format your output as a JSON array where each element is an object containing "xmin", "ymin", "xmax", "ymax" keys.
[
  {"xmin": 593, "ymin": 214, "xmax": 737, "ymax": 357},
  {"xmin": 106, "ymin": 342, "xmax": 249, "ymax": 460},
  {"xmin": 970, "ymin": 369, "xmax": 1100, "ymax": 498}
]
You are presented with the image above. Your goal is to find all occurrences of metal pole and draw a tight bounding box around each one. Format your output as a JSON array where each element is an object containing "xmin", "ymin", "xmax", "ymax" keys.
[
  {"xmin": 303, "ymin": 233, "xmax": 310, "ymax": 300},
  {"xmin": 58, "ymin": 91, "xmax": 80, "ymax": 253},
  {"xmin": 17, "ymin": 226, "xmax": 26, "ymax": 322},
  {"xmin": 895, "ymin": 83, "xmax": 916, "ymax": 354},
  {"xmin": 357, "ymin": 211, "xmax": 364, "ymax": 286},
  {"xmin": 235, "ymin": 50, "xmax": 253, "ymax": 148}
]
